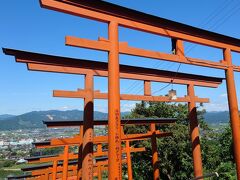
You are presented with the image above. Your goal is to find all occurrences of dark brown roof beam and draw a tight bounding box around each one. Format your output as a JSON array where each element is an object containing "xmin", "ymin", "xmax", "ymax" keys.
[
  {"xmin": 40, "ymin": 0, "xmax": 240, "ymax": 52},
  {"xmin": 43, "ymin": 118, "xmax": 177, "ymax": 127},
  {"xmin": 2, "ymin": 48, "xmax": 224, "ymax": 87}
]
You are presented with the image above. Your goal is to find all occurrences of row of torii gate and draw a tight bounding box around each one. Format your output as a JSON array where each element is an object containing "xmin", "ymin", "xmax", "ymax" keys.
[{"xmin": 3, "ymin": 0, "xmax": 240, "ymax": 179}]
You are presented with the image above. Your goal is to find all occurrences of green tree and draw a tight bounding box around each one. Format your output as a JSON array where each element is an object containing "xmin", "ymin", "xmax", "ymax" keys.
[
  {"xmin": 124, "ymin": 102, "xmax": 193, "ymax": 179},
  {"xmin": 124, "ymin": 101, "xmax": 235, "ymax": 179},
  {"xmin": 30, "ymin": 147, "xmax": 63, "ymax": 156}
]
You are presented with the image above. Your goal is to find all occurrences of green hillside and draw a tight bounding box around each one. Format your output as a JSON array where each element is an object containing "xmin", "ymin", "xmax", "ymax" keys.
[{"xmin": 0, "ymin": 110, "xmax": 231, "ymax": 130}]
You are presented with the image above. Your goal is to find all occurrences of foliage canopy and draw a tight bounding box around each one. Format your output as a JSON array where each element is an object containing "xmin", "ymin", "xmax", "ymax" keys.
[{"xmin": 123, "ymin": 102, "xmax": 235, "ymax": 179}]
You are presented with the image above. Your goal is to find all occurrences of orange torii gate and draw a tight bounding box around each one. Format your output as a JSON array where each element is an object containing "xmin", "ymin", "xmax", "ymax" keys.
[
  {"xmin": 3, "ymin": 48, "xmax": 223, "ymax": 179},
  {"xmin": 21, "ymin": 158, "xmax": 112, "ymax": 180},
  {"xmin": 32, "ymin": 138, "xmax": 146, "ymax": 179},
  {"xmin": 32, "ymin": 118, "xmax": 169, "ymax": 180},
  {"xmin": 24, "ymin": 152, "xmax": 131, "ymax": 180},
  {"xmin": 40, "ymin": 118, "xmax": 174, "ymax": 180},
  {"xmin": 1, "ymin": 48, "xmax": 216, "ymax": 180},
  {"xmin": 31, "ymin": 136, "xmax": 147, "ymax": 180},
  {"xmin": 2, "ymin": 0, "xmax": 240, "ymax": 178},
  {"xmin": 36, "ymin": 0, "xmax": 240, "ymax": 179}
]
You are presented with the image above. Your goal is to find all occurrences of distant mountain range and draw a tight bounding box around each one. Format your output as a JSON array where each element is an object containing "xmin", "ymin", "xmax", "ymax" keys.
[
  {"xmin": 203, "ymin": 111, "xmax": 230, "ymax": 125},
  {"xmin": 0, "ymin": 114, "xmax": 16, "ymax": 120},
  {"xmin": 0, "ymin": 110, "xmax": 129, "ymax": 130},
  {"xmin": 0, "ymin": 110, "xmax": 230, "ymax": 130}
]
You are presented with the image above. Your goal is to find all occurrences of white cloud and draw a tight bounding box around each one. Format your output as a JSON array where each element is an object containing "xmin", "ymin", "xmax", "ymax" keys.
[
  {"xmin": 204, "ymin": 102, "xmax": 229, "ymax": 112},
  {"xmin": 94, "ymin": 102, "xmax": 136, "ymax": 113},
  {"xmin": 121, "ymin": 103, "xmax": 136, "ymax": 112},
  {"xmin": 56, "ymin": 105, "xmax": 83, "ymax": 111},
  {"xmin": 60, "ymin": 106, "xmax": 70, "ymax": 110},
  {"xmin": 94, "ymin": 104, "xmax": 108, "ymax": 113},
  {"xmin": 220, "ymin": 93, "xmax": 227, "ymax": 98}
]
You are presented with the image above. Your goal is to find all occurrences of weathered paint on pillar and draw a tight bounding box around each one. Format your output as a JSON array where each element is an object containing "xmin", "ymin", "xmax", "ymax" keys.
[
  {"xmin": 187, "ymin": 84, "xmax": 203, "ymax": 178},
  {"xmin": 62, "ymin": 145, "xmax": 69, "ymax": 180},
  {"xmin": 224, "ymin": 48, "xmax": 240, "ymax": 179},
  {"xmin": 126, "ymin": 140, "xmax": 133, "ymax": 180},
  {"xmin": 82, "ymin": 74, "xmax": 94, "ymax": 180},
  {"xmin": 108, "ymin": 21, "xmax": 122, "ymax": 179}
]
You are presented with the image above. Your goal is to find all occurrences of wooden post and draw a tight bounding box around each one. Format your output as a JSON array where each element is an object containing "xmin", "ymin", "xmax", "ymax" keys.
[
  {"xmin": 224, "ymin": 48, "xmax": 240, "ymax": 179},
  {"xmin": 144, "ymin": 80, "xmax": 160, "ymax": 179},
  {"xmin": 82, "ymin": 74, "xmax": 94, "ymax": 180},
  {"xmin": 98, "ymin": 165, "xmax": 102, "ymax": 180},
  {"xmin": 108, "ymin": 21, "xmax": 121, "ymax": 179},
  {"xmin": 126, "ymin": 140, "xmax": 133, "ymax": 180},
  {"xmin": 187, "ymin": 84, "xmax": 203, "ymax": 177},
  {"xmin": 144, "ymin": 80, "xmax": 151, "ymax": 96},
  {"xmin": 62, "ymin": 145, "xmax": 69, "ymax": 180},
  {"xmin": 150, "ymin": 123, "xmax": 160, "ymax": 180},
  {"xmin": 77, "ymin": 125, "xmax": 83, "ymax": 179},
  {"xmin": 176, "ymin": 39, "xmax": 184, "ymax": 58},
  {"xmin": 52, "ymin": 160, "xmax": 58, "ymax": 180}
]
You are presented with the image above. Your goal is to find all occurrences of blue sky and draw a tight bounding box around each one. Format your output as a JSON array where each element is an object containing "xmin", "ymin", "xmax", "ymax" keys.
[{"xmin": 0, "ymin": 0, "xmax": 240, "ymax": 115}]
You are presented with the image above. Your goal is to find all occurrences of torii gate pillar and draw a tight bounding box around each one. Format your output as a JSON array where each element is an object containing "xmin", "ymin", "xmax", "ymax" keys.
[
  {"xmin": 224, "ymin": 48, "xmax": 240, "ymax": 179},
  {"xmin": 188, "ymin": 84, "xmax": 203, "ymax": 178},
  {"xmin": 108, "ymin": 21, "xmax": 122, "ymax": 179}
]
